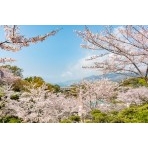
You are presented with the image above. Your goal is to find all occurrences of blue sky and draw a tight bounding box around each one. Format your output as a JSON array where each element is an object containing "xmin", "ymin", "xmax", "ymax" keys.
[{"xmin": 0, "ymin": 25, "xmax": 104, "ymax": 84}]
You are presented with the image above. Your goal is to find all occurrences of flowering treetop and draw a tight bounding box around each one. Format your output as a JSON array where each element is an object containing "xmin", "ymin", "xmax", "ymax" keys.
[
  {"xmin": 76, "ymin": 26, "xmax": 148, "ymax": 80},
  {"xmin": 0, "ymin": 25, "xmax": 60, "ymax": 83},
  {"xmin": 0, "ymin": 25, "xmax": 60, "ymax": 63}
]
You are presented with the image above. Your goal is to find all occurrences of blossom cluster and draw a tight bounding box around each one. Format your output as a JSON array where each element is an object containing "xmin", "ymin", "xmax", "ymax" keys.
[
  {"xmin": 76, "ymin": 26, "xmax": 148, "ymax": 78},
  {"xmin": 0, "ymin": 67, "xmax": 20, "ymax": 84},
  {"xmin": 1, "ymin": 25, "xmax": 59, "ymax": 53},
  {"xmin": 117, "ymin": 86, "xmax": 148, "ymax": 106},
  {"xmin": 1, "ymin": 78, "xmax": 148, "ymax": 123},
  {"xmin": 1, "ymin": 84, "xmax": 78, "ymax": 122}
]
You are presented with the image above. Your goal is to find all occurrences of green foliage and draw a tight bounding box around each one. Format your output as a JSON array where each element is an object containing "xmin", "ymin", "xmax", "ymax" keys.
[
  {"xmin": 85, "ymin": 120, "xmax": 93, "ymax": 123},
  {"xmin": 90, "ymin": 110, "xmax": 109, "ymax": 123},
  {"xmin": 53, "ymin": 84, "xmax": 60, "ymax": 93},
  {"xmin": 117, "ymin": 104, "xmax": 148, "ymax": 123},
  {"xmin": 24, "ymin": 76, "xmax": 61, "ymax": 93},
  {"xmin": 60, "ymin": 119, "xmax": 72, "ymax": 123},
  {"xmin": 0, "ymin": 91, "xmax": 4, "ymax": 99},
  {"xmin": 91, "ymin": 109, "xmax": 102, "ymax": 114},
  {"xmin": 10, "ymin": 94, "xmax": 19, "ymax": 100},
  {"xmin": 84, "ymin": 103, "xmax": 148, "ymax": 123},
  {"xmin": 69, "ymin": 115, "xmax": 80, "ymax": 122},
  {"xmin": 138, "ymin": 78, "xmax": 147, "ymax": 86},
  {"xmin": 46, "ymin": 83, "xmax": 60, "ymax": 93},
  {"xmin": 0, "ymin": 116, "xmax": 22, "ymax": 123},
  {"xmin": 120, "ymin": 77, "xmax": 148, "ymax": 87},
  {"xmin": 25, "ymin": 76, "xmax": 45, "ymax": 88},
  {"xmin": 60, "ymin": 115, "xmax": 80, "ymax": 123},
  {"xmin": 12, "ymin": 79, "xmax": 29, "ymax": 92},
  {"xmin": 1, "ymin": 65, "xmax": 23, "ymax": 78}
]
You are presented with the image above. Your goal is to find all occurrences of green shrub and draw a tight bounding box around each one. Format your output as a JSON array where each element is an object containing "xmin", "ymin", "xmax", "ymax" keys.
[
  {"xmin": 12, "ymin": 79, "xmax": 29, "ymax": 92},
  {"xmin": 0, "ymin": 92, "xmax": 4, "ymax": 99},
  {"xmin": 134, "ymin": 104, "xmax": 148, "ymax": 122},
  {"xmin": 69, "ymin": 115, "xmax": 80, "ymax": 122},
  {"xmin": 121, "ymin": 77, "xmax": 148, "ymax": 88},
  {"xmin": 0, "ymin": 88, "xmax": 4, "ymax": 99},
  {"xmin": 0, "ymin": 116, "xmax": 22, "ymax": 123},
  {"xmin": 60, "ymin": 119, "xmax": 72, "ymax": 123},
  {"xmin": 112, "ymin": 104, "xmax": 148, "ymax": 123},
  {"xmin": 60, "ymin": 115, "xmax": 80, "ymax": 123},
  {"xmin": 91, "ymin": 109, "xmax": 102, "ymax": 114},
  {"xmin": 109, "ymin": 116, "xmax": 126, "ymax": 123},
  {"xmin": 138, "ymin": 78, "xmax": 147, "ymax": 86},
  {"xmin": 90, "ymin": 109, "xmax": 109, "ymax": 123},
  {"xmin": 85, "ymin": 119, "xmax": 92, "ymax": 123},
  {"xmin": 85, "ymin": 103, "xmax": 148, "ymax": 123},
  {"xmin": 10, "ymin": 94, "xmax": 19, "ymax": 100}
]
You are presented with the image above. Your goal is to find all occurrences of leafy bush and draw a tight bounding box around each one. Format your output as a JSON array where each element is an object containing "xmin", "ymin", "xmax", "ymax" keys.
[
  {"xmin": 12, "ymin": 79, "xmax": 29, "ymax": 92},
  {"xmin": 60, "ymin": 119, "xmax": 72, "ymax": 123},
  {"xmin": 110, "ymin": 104, "xmax": 148, "ymax": 123},
  {"xmin": 60, "ymin": 115, "xmax": 80, "ymax": 123},
  {"xmin": 90, "ymin": 109, "xmax": 109, "ymax": 123},
  {"xmin": 24, "ymin": 76, "xmax": 61, "ymax": 93},
  {"xmin": 0, "ymin": 116, "xmax": 22, "ymax": 123},
  {"xmin": 0, "ymin": 92, "xmax": 4, "ymax": 99},
  {"xmin": 0, "ymin": 87, "xmax": 5, "ymax": 99},
  {"xmin": 69, "ymin": 115, "xmax": 80, "ymax": 122},
  {"xmin": 85, "ymin": 103, "xmax": 148, "ymax": 123},
  {"xmin": 10, "ymin": 94, "xmax": 19, "ymax": 100},
  {"xmin": 25, "ymin": 76, "xmax": 45, "ymax": 88},
  {"xmin": 117, "ymin": 108, "xmax": 138, "ymax": 123},
  {"xmin": 46, "ymin": 83, "xmax": 61, "ymax": 93},
  {"xmin": 91, "ymin": 109, "xmax": 102, "ymax": 114},
  {"xmin": 120, "ymin": 77, "xmax": 148, "ymax": 87}
]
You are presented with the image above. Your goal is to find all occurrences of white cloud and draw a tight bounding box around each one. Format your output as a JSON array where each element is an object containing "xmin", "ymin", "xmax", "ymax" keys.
[
  {"xmin": 61, "ymin": 55, "xmax": 101, "ymax": 81},
  {"xmin": 61, "ymin": 71, "xmax": 72, "ymax": 77}
]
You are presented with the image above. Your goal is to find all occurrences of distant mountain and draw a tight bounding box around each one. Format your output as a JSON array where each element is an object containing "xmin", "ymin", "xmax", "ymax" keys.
[
  {"xmin": 58, "ymin": 73, "xmax": 131, "ymax": 87},
  {"xmin": 84, "ymin": 74, "xmax": 128, "ymax": 82}
]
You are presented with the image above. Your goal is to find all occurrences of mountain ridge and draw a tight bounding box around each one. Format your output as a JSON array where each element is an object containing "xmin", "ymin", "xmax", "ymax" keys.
[{"xmin": 57, "ymin": 73, "xmax": 129, "ymax": 87}]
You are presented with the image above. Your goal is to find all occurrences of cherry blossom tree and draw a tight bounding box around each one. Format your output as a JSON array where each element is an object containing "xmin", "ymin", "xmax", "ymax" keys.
[
  {"xmin": 0, "ymin": 80, "xmax": 128, "ymax": 123},
  {"xmin": 76, "ymin": 25, "xmax": 148, "ymax": 82},
  {"xmin": 75, "ymin": 79, "xmax": 119, "ymax": 119},
  {"xmin": 0, "ymin": 67, "xmax": 20, "ymax": 85},
  {"xmin": 1, "ymin": 83, "xmax": 79, "ymax": 123},
  {"xmin": 0, "ymin": 25, "xmax": 60, "ymax": 83},
  {"xmin": 117, "ymin": 86, "xmax": 148, "ymax": 107}
]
